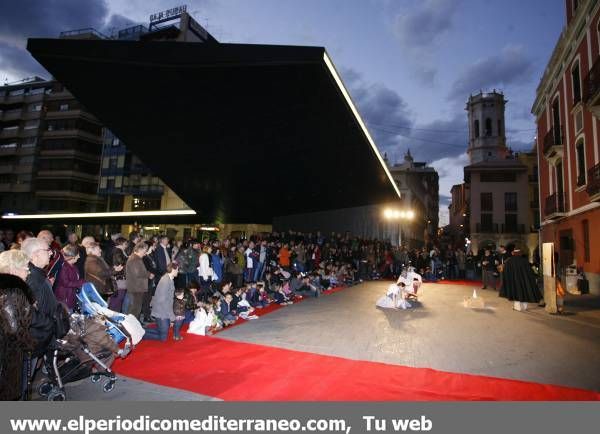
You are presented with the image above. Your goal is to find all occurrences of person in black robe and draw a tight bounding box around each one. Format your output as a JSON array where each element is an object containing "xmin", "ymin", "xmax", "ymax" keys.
[{"xmin": 499, "ymin": 248, "xmax": 542, "ymax": 311}]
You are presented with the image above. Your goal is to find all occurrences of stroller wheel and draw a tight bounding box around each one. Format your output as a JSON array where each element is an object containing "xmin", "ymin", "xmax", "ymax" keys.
[
  {"xmin": 47, "ymin": 388, "xmax": 66, "ymax": 401},
  {"xmin": 90, "ymin": 374, "xmax": 101, "ymax": 383},
  {"xmin": 103, "ymin": 380, "xmax": 115, "ymax": 393},
  {"xmin": 37, "ymin": 381, "xmax": 53, "ymax": 397}
]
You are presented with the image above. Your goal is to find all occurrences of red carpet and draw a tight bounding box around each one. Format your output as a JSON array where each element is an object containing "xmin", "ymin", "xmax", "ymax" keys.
[{"xmin": 113, "ymin": 334, "xmax": 600, "ymax": 401}]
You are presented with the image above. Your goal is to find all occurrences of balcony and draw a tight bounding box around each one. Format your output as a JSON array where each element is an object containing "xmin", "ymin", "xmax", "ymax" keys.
[
  {"xmin": 0, "ymin": 164, "xmax": 15, "ymax": 174},
  {"xmin": 475, "ymin": 223, "xmax": 499, "ymax": 233},
  {"xmin": 584, "ymin": 56, "xmax": 600, "ymax": 118},
  {"xmin": 501, "ymin": 224, "xmax": 526, "ymax": 234},
  {"xmin": 544, "ymin": 192, "xmax": 566, "ymax": 219},
  {"xmin": 586, "ymin": 163, "xmax": 600, "ymax": 201},
  {"xmin": 542, "ymin": 126, "xmax": 564, "ymax": 164}
]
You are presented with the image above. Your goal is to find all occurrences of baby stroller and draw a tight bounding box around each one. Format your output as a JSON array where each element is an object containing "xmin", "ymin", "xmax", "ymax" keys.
[{"xmin": 38, "ymin": 283, "xmax": 144, "ymax": 401}]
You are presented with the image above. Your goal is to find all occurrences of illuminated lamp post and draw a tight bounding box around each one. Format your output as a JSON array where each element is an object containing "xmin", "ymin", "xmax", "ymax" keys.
[{"xmin": 383, "ymin": 208, "xmax": 415, "ymax": 247}]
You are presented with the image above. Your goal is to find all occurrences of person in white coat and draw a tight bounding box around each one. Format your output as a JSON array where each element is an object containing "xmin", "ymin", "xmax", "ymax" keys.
[
  {"xmin": 376, "ymin": 282, "xmax": 400, "ymax": 309},
  {"xmin": 197, "ymin": 246, "xmax": 214, "ymax": 302},
  {"xmin": 187, "ymin": 302, "xmax": 216, "ymax": 336}
]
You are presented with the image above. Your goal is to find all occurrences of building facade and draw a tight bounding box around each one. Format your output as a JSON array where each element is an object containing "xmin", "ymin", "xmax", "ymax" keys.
[
  {"xmin": 1, "ymin": 77, "xmax": 105, "ymax": 215},
  {"xmin": 387, "ymin": 150, "xmax": 439, "ymax": 247},
  {"xmin": 531, "ymin": 0, "xmax": 600, "ymax": 295},
  {"xmin": 464, "ymin": 91, "xmax": 539, "ymax": 259}
]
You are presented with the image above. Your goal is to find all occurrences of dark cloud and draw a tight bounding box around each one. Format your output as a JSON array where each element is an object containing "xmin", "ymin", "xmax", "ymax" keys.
[
  {"xmin": 0, "ymin": 0, "xmax": 112, "ymax": 81},
  {"xmin": 342, "ymin": 67, "xmax": 470, "ymax": 165},
  {"xmin": 0, "ymin": 42, "xmax": 47, "ymax": 82},
  {"xmin": 341, "ymin": 68, "xmax": 414, "ymax": 163},
  {"xmin": 0, "ymin": 0, "xmax": 109, "ymax": 41},
  {"xmin": 448, "ymin": 45, "xmax": 535, "ymax": 102},
  {"xmin": 394, "ymin": 0, "xmax": 458, "ymax": 50},
  {"xmin": 102, "ymin": 14, "xmax": 142, "ymax": 36},
  {"xmin": 389, "ymin": 114, "xmax": 468, "ymax": 164}
]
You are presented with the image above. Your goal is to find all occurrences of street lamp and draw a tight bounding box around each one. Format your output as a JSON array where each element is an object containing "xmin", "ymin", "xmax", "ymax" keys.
[{"xmin": 383, "ymin": 207, "xmax": 415, "ymax": 246}]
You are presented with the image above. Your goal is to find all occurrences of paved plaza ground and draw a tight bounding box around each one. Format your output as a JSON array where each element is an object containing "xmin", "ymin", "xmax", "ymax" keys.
[{"xmin": 46, "ymin": 281, "xmax": 600, "ymax": 400}]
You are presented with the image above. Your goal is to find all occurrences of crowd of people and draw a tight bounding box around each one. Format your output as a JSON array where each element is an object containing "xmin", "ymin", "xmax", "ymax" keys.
[
  {"xmin": 0, "ymin": 225, "xmax": 548, "ymax": 400},
  {"xmin": 0, "ymin": 227, "xmax": 403, "ymax": 399}
]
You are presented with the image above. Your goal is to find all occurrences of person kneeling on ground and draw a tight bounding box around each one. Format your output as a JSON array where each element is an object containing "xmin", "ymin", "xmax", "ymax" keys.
[{"xmin": 144, "ymin": 263, "xmax": 180, "ymax": 342}]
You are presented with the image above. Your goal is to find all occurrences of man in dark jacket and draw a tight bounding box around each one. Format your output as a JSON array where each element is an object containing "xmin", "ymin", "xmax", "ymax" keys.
[
  {"xmin": 153, "ymin": 236, "xmax": 172, "ymax": 277},
  {"xmin": 22, "ymin": 238, "xmax": 57, "ymax": 357}
]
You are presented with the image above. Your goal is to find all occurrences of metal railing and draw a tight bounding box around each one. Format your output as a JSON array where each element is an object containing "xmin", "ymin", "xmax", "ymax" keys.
[
  {"xmin": 501, "ymin": 224, "xmax": 526, "ymax": 234},
  {"xmin": 584, "ymin": 56, "xmax": 600, "ymax": 103},
  {"xmin": 475, "ymin": 223, "xmax": 498, "ymax": 233},
  {"xmin": 545, "ymin": 192, "xmax": 565, "ymax": 217},
  {"xmin": 543, "ymin": 125, "xmax": 563, "ymax": 155},
  {"xmin": 586, "ymin": 163, "xmax": 600, "ymax": 198},
  {"xmin": 59, "ymin": 28, "xmax": 110, "ymax": 39}
]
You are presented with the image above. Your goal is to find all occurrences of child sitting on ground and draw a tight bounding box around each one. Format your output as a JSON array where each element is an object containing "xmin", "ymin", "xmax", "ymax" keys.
[
  {"xmin": 217, "ymin": 293, "xmax": 237, "ymax": 326},
  {"xmin": 254, "ymin": 282, "xmax": 270, "ymax": 308},
  {"xmin": 188, "ymin": 301, "xmax": 219, "ymax": 335}
]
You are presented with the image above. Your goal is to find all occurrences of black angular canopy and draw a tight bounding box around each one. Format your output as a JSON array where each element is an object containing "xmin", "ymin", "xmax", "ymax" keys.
[{"xmin": 27, "ymin": 38, "xmax": 400, "ymax": 223}]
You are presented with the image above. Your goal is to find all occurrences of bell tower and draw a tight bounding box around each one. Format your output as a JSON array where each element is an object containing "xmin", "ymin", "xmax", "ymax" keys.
[{"xmin": 466, "ymin": 90, "xmax": 508, "ymax": 164}]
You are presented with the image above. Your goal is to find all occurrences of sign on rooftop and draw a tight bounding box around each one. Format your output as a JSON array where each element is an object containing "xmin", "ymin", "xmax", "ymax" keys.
[{"xmin": 150, "ymin": 5, "xmax": 187, "ymax": 23}]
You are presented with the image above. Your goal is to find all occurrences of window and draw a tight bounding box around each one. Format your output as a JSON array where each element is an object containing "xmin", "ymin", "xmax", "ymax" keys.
[
  {"xmin": 29, "ymin": 87, "xmax": 45, "ymax": 95},
  {"xmin": 572, "ymin": 61, "xmax": 581, "ymax": 105},
  {"xmin": 23, "ymin": 120, "xmax": 39, "ymax": 130},
  {"xmin": 21, "ymin": 137, "xmax": 37, "ymax": 148},
  {"xmin": 583, "ymin": 220, "xmax": 590, "ymax": 262},
  {"xmin": 474, "ymin": 119, "xmax": 480, "ymax": 138},
  {"xmin": 18, "ymin": 156, "xmax": 34, "ymax": 165},
  {"xmin": 8, "ymin": 89, "xmax": 24, "ymax": 96},
  {"xmin": 117, "ymin": 155, "xmax": 125, "ymax": 168},
  {"xmin": 574, "ymin": 108, "xmax": 583, "ymax": 133},
  {"xmin": 100, "ymin": 177, "xmax": 107, "ymax": 189},
  {"xmin": 480, "ymin": 172, "xmax": 516, "ymax": 182},
  {"xmin": 576, "ymin": 140, "xmax": 586, "ymax": 186},
  {"xmin": 481, "ymin": 192, "xmax": 493, "ymax": 211},
  {"xmin": 497, "ymin": 119, "xmax": 502, "ymax": 137},
  {"xmin": 132, "ymin": 197, "xmax": 161, "ymax": 210},
  {"xmin": 59, "ymin": 103, "xmax": 69, "ymax": 111},
  {"xmin": 505, "ymin": 214, "xmax": 518, "ymax": 232},
  {"xmin": 108, "ymin": 157, "xmax": 118, "ymax": 169},
  {"xmin": 485, "ymin": 118, "xmax": 492, "ymax": 136},
  {"xmin": 29, "ymin": 103, "xmax": 42, "ymax": 112},
  {"xmin": 505, "ymin": 192, "xmax": 517, "ymax": 211},
  {"xmin": 552, "ymin": 98, "xmax": 561, "ymax": 145},
  {"xmin": 102, "ymin": 157, "xmax": 109, "ymax": 169},
  {"xmin": 0, "ymin": 142, "xmax": 18, "ymax": 149},
  {"xmin": 16, "ymin": 173, "xmax": 32, "ymax": 184},
  {"xmin": 480, "ymin": 213, "xmax": 493, "ymax": 231}
]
